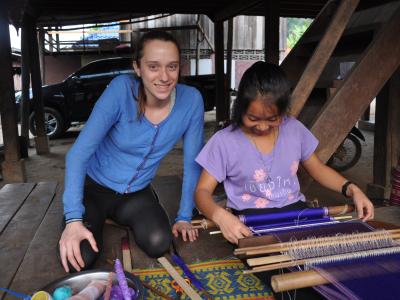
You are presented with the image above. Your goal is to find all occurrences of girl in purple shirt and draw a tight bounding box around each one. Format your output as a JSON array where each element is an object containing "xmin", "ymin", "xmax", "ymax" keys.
[{"xmin": 195, "ymin": 61, "xmax": 374, "ymax": 245}]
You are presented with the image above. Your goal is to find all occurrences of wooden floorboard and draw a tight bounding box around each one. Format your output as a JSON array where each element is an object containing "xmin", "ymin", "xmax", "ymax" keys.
[
  {"xmin": 0, "ymin": 182, "xmax": 57, "ymax": 299},
  {"xmin": 7, "ymin": 184, "xmax": 130, "ymax": 294},
  {"xmin": 0, "ymin": 183, "xmax": 36, "ymax": 234},
  {"xmin": 5, "ymin": 184, "xmax": 63, "ymax": 296}
]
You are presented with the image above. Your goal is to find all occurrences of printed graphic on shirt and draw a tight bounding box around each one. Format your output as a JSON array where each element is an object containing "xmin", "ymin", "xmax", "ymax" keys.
[
  {"xmin": 241, "ymin": 193, "xmax": 252, "ymax": 202},
  {"xmin": 255, "ymin": 197, "xmax": 269, "ymax": 208},
  {"xmin": 253, "ymin": 169, "xmax": 267, "ymax": 182},
  {"xmin": 243, "ymin": 160, "xmax": 300, "ymax": 208}
]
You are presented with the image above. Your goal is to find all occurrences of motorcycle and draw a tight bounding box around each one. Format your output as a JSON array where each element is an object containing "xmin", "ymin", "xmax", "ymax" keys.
[{"xmin": 327, "ymin": 127, "xmax": 365, "ymax": 172}]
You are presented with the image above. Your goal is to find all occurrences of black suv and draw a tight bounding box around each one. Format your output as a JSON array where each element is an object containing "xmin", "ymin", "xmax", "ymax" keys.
[{"xmin": 15, "ymin": 57, "xmax": 216, "ymax": 139}]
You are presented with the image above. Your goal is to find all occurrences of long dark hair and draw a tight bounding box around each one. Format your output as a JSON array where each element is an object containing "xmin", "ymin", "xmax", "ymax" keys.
[
  {"xmin": 231, "ymin": 61, "xmax": 291, "ymax": 128},
  {"xmin": 134, "ymin": 30, "xmax": 181, "ymax": 117}
]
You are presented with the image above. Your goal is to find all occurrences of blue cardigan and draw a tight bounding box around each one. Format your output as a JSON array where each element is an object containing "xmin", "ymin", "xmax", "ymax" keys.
[{"xmin": 63, "ymin": 75, "xmax": 204, "ymax": 222}]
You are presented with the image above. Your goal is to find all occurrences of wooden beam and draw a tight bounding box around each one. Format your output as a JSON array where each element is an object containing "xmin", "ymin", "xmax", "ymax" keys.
[
  {"xmin": 195, "ymin": 15, "xmax": 200, "ymax": 76},
  {"xmin": 214, "ymin": 0, "xmax": 262, "ymax": 22},
  {"xmin": 26, "ymin": 15, "xmax": 50, "ymax": 154},
  {"xmin": 214, "ymin": 20, "xmax": 227, "ymax": 123},
  {"xmin": 38, "ymin": 27, "xmax": 46, "ymax": 83},
  {"xmin": 265, "ymin": 0, "xmax": 280, "ymax": 65},
  {"xmin": 290, "ymin": 0, "xmax": 359, "ymax": 117},
  {"xmin": 309, "ymin": 5, "xmax": 400, "ymax": 165},
  {"xmin": 0, "ymin": 3, "xmax": 26, "ymax": 182},
  {"xmin": 367, "ymin": 69, "xmax": 400, "ymax": 200},
  {"xmin": 20, "ymin": 23, "xmax": 31, "ymax": 146},
  {"xmin": 0, "ymin": 183, "xmax": 36, "ymax": 234},
  {"xmin": 280, "ymin": 0, "xmax": 336, "ymax": 84}
]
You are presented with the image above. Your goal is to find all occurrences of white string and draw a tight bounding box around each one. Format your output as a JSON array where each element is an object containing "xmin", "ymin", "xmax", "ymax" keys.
[
  {"xmin": 287, "ymin": 231, "xmax": 397, "ymax": 260},
  {"xmin": 303, "ymin": 246, "xmax": 400, "ymax": 270}
]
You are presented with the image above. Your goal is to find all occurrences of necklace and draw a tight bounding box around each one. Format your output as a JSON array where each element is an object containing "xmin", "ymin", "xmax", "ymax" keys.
[{"xmin": 249, "ymin": 128, "xmax": 278, "ymax": 184}]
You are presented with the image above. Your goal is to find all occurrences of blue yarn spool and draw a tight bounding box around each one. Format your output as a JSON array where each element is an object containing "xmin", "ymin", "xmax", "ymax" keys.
[{"xmin": 52, "ymin": 286, "xmax": 72, "ymax": 300}]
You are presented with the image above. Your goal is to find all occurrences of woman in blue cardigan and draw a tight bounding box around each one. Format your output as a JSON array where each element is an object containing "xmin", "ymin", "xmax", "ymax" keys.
[{"xmin": 59, "ymin": 31, "xmax": 204, "ymax": 272}]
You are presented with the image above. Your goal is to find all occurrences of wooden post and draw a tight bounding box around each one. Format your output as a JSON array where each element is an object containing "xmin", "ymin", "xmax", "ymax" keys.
[
  {"xmin": 279, "ymin": 18, "xmax": 287, "ymax": 61},
  {"xmin": 265, "ymin": 0, "xmax": 280, "ymax": 65},
  {"xmin": 195, "ymin": 15, "xmax": 200, "ymax": 76},
  {"xmin": 38, "ymin": 27, "xmax": 46, "ymax": 83},
  {"xmin": 0, "ymin": 4, "xmax": 26, "ymax": 182},
  {"xmin": 367, "ymin": 69, "xmax": 400, "ymax": 200},
  {"xmin": 20, "ymin": 22, "xmax": 31, "ymax": 155},
  {"xmin": 214, "ymin": 20, "xmax": 227, "ymax": 124},
  {"xmin": 56, "ymin": 26, "xmax": 60, "ymax": 52},
  {"xmin": 48, "ymin": 26, "xmax": 53, "ymax": 53},
  {"xmin": 26, "ymin": 14, "xmax": 50, "ymax": 154},
  {"xmin": 226, "ymin": 18, "xmax": 233, "ymax": 116}
]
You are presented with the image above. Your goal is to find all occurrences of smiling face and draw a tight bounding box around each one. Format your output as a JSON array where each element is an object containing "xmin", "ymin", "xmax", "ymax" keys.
[
  {"xmin": 242, "ymin": 95, "xmax": 282, "ymax": 136},
  {"xmin": 133, "ymin": 39, "xmax": 180, "ymax": 104}
]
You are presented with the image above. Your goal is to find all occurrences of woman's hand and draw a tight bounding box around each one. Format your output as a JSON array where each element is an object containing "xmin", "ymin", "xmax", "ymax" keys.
[
  {"xmin": 214, "ymin": 209, "xmax": 252, "ymax": 244},
  {"xmin": 59, "ymin": 221, "xmax": 98, "ymax": 272},
  {"xmin": 172, "ymin": 221, "xmax": 199, "ymax": 242},
  {"xmin": 349, "ymin": 184, "xmax": 374, "ymax": 221}
]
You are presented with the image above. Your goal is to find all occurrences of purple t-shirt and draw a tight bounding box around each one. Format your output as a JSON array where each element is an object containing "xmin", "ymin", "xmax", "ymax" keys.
[{"xmin": 196, "ymin": 117, "xmax": 318, "ymax": 210}]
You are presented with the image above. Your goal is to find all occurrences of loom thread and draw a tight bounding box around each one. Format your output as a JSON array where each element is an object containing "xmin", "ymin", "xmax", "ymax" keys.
[
  {"xmin": 303, "ymin": 246, "xmax": 400, "ymax": 270},
  {"xmin": 287, "ymin": 231, "xmax": 397, "ymax": 260}
]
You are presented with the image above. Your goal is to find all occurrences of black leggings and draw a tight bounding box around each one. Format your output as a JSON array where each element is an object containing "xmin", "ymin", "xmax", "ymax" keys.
[{"xmin": 63, "ymin": 176, "xmax": 172, "ymax": 272}]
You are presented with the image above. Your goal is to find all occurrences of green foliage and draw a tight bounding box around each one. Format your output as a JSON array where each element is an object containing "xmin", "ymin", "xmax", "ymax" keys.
[{"xmin": 287, "ymin": 18, "xmax": 312, "ymax": 48}]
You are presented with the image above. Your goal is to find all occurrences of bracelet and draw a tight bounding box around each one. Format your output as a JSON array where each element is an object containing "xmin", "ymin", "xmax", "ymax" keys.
[{"xmin": 341, "ymin": 181, "xmax": 353, "ymax": 198}]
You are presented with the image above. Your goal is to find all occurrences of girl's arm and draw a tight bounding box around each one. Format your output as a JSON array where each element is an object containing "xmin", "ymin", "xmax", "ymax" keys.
[
  {"xmin": 302, "ymin": 153, "xmax": 374, "ymax": 221},
  {"xmin": 195, "ymin": 170, "xmax": 252, "ymax": 244}
]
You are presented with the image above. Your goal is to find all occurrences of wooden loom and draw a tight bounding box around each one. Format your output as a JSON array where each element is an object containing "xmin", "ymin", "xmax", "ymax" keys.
[
  {"xmin": 192, "ymin": 205, "xmax": 400, "ymax": 295},
  {"xmin": 236, "ymin": 220, "xmax": 400, "ymax": 294}
]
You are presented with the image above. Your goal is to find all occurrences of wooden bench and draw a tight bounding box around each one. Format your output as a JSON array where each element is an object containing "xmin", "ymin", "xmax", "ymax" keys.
[{"xmin": 0, "ymin": 182, "xmax": 58, "ymax": 299}]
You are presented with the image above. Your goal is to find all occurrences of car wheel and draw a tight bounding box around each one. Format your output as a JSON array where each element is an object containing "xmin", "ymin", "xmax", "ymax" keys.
[{"xmin": 29, "ymin": 107, "xmax": 66, "ymax": 139}]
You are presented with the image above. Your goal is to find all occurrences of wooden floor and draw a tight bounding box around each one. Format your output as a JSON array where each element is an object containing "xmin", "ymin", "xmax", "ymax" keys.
[
  {"xmin": 0, "ymin": 176, "xmax": 233, "ymax": 298},
  {"xmin": 2, "ymin": 175, "xmax": 399, "ymax": 298}
]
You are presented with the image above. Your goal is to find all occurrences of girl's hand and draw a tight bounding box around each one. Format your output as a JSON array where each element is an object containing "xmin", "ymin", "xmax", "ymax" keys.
[
  {"xmin": 59, "ymin": 221, "xmax": 98, "ymax": 273},
  {"xmin": 214, "ymin": 209, "xmax": 252, "ymax": 244},
  {"xmin": 172, "ymin": 221, "xmax": 199, "ymax": 242},
  {"xmin": 349, "ymin": 185, "xmax": 374, "ymax": 221}
]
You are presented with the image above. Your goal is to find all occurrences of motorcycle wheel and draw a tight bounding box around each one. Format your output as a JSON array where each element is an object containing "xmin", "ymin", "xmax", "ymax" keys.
[{"xmin": 327, "ymin": 134, "xmax": 362, "ymax": 172}]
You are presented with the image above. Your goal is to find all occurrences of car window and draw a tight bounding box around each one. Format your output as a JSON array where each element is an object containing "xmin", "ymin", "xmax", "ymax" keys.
[{"xmin": 76, "ymin": 58, "xmax": 133, "ymax": 79}]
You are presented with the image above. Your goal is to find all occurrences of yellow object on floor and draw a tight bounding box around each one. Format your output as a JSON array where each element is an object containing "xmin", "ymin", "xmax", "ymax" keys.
[{"xmin": 31, "ymin": 291, "xmax": 52, "ymax": 300}]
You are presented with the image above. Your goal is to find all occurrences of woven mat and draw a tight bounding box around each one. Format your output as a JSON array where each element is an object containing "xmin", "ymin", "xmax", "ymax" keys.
[{"xmin": 133, "ymin": 259, "xmax": 275, "ymax": 300}]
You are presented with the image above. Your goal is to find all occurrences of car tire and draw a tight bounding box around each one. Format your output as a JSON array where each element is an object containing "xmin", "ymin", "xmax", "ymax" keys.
[{"xmin": 29, "ymin": 107, "xmax": 66, "ymax": 139}]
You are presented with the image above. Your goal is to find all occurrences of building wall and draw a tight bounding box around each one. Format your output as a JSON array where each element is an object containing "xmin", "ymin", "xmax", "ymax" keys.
[{"xmin": 39, "ymin": 15, "xmax": 289, "ymax": 88}]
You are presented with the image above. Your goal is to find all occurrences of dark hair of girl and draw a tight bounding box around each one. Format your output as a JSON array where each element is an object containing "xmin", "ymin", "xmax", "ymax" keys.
[
  {"xmin": 134, "ymin": 30, "xmax": 181, "ymax": 117},
  {"xmin": 231, "ymin": 61, "xmax": 291, "ymax": 128}
]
